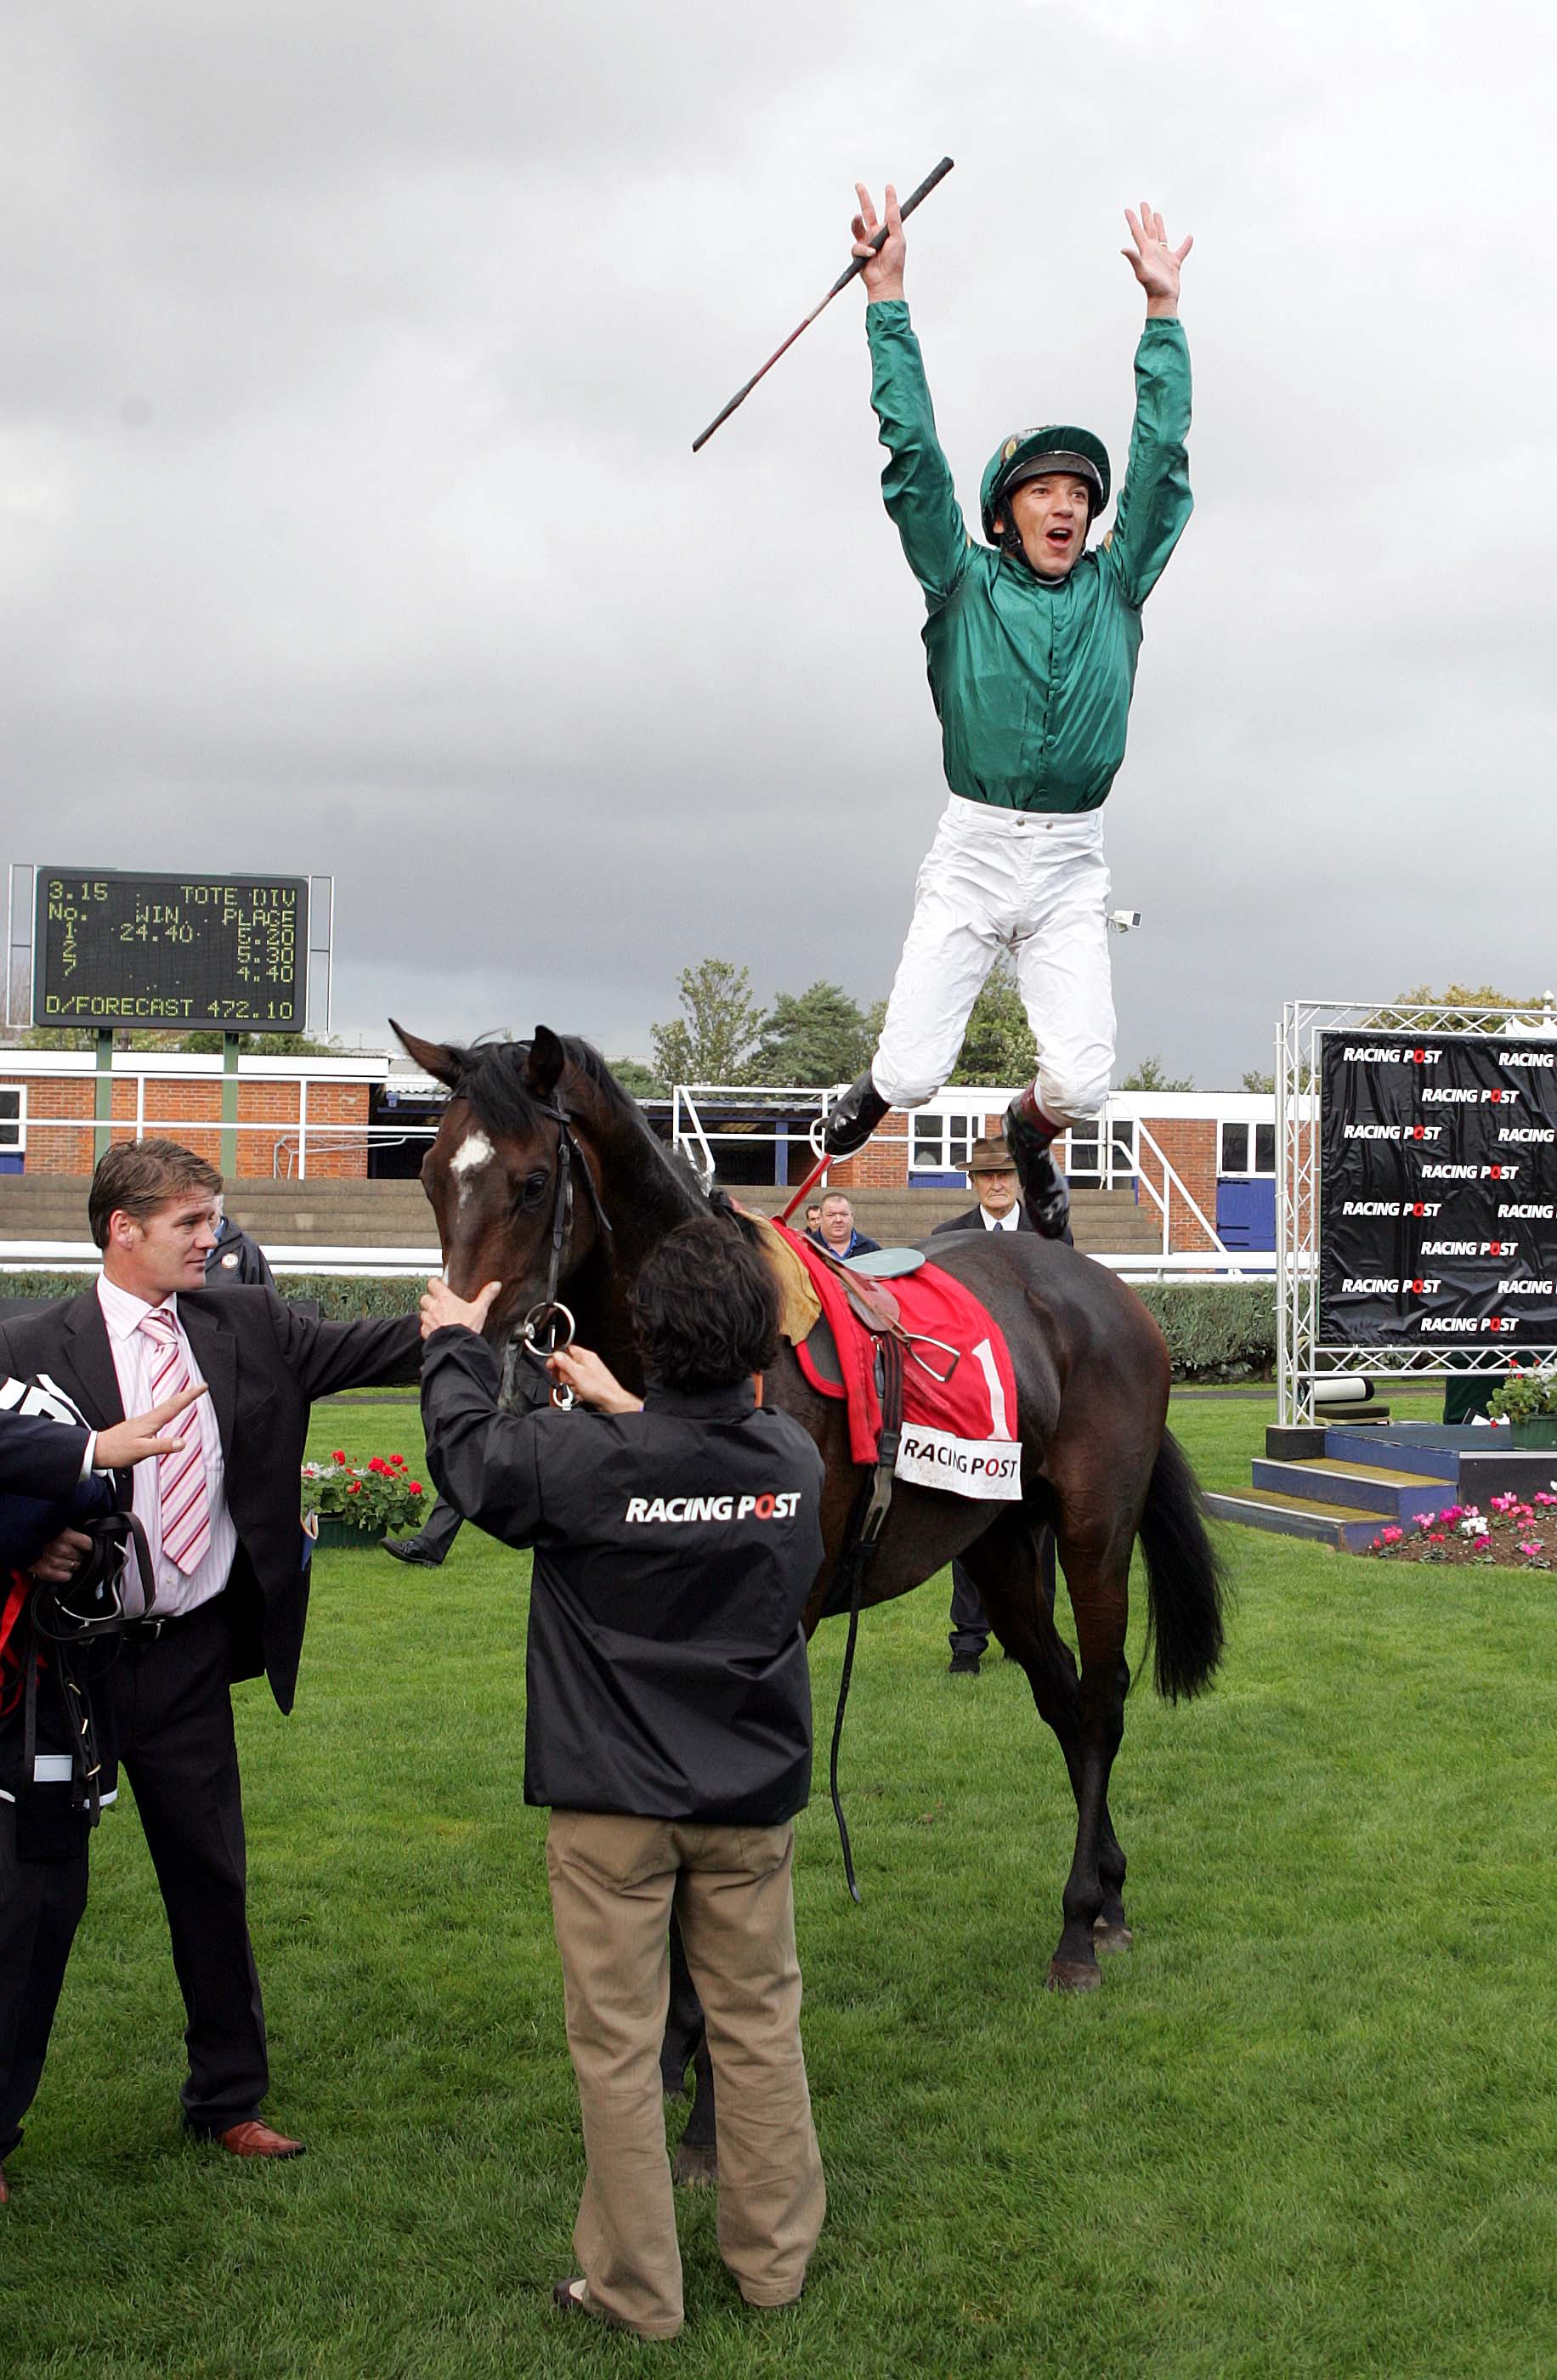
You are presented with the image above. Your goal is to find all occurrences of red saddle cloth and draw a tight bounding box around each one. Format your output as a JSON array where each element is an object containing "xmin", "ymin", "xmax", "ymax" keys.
[{"xmin": 772, "ymin": 1221, "xmax": 1020, "ymax": 1475}]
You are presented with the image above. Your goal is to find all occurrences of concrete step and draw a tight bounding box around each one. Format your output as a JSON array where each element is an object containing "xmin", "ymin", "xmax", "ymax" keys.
[
  {"xmin": 1204, "ymin": 1488, "xmax": 1385, "ymax": 1553},
  {"xmin": 1250, "ymin": 1456, "xmax": 1458, "ymax": 1522}
]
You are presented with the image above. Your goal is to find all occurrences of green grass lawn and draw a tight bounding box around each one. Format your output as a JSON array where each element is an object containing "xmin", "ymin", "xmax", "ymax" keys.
[{"xmin": 6, "ymin": 1391, "xmax": 1556, "ymax": 2378}]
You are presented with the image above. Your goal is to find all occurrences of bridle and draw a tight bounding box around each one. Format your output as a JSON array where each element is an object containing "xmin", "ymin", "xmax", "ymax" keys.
[{"xmin": 483, "ymin": 1088, "xmax": 612, "ymax": 1413}]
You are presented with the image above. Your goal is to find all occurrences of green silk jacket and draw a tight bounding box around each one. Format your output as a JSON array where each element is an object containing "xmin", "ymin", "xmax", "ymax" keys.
[{"xmin": 866, "ymin": 301, "xmax": 1192, "ymax": 813}]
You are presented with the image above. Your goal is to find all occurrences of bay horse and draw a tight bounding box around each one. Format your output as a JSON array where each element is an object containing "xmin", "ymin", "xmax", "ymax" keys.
[{"xmin": 394, "ymin": 1023, "xmax": 1225, "ymax": 2172}]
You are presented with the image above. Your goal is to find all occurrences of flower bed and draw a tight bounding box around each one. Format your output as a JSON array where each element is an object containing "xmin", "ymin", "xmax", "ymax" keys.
[
  {"xmin": 1364, "ymin": 1489, "xmax": 1557, "ymax": 1568},
  {"xmin": 302, "ymin": 1449, "xmax": 427, "ymax": 1538}
]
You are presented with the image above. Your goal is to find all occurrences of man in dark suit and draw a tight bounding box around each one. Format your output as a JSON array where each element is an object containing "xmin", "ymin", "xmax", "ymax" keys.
[
  {"xmin": 0, "ymin": 1137, "xmax": 421, "ymax": 2189},
  {"xmin": 931, "ymin": 1136, "xmax": 1064, "ymax": 1674}
]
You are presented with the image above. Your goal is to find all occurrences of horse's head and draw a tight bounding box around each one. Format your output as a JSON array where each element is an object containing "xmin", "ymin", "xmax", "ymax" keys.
[{"xmin": 393, "ymin": 1021, "xmax": 613, "ymax": 1379}]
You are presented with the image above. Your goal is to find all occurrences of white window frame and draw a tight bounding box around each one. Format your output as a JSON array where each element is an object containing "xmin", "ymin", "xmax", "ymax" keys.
[
  {"xmin": 0, "ymin": 1082, "xmax": 25, "ymax": 1154},
  {"xmin": 908, "ymin": 1109, "xmax": 978, "ymax": 1178},
  {"xmin": 1220, "ymin": 1119, "xmax": 1277, "ymax": 1178},
  {"xmin": 1064, "ymin": 1114, "xmax": 1138, "ymax": 1187}
]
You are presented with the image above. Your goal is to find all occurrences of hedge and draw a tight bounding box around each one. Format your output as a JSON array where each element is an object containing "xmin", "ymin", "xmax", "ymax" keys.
[
  {"xmin": 0, "ymin": 1271, "xmax": 1277, "ymax": 1383},
  {"xmin": 1130, "ymin": 1283, "xmax": 1277, "ymax": 1382}
]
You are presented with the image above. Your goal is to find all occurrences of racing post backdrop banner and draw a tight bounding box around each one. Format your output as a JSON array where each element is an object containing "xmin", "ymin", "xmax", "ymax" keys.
[{"xmin": 1319, "ymin": 1030, "xmax": 1557, "ymax": 1348}]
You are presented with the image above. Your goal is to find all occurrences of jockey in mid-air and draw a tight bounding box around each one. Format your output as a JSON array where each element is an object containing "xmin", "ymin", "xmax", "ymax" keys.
[{"xmin": 821, "ymin": 187, "xmax": 1194, "ymax": 1238}]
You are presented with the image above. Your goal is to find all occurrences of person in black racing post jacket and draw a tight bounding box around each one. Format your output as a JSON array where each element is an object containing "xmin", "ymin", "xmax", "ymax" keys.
[{"xmin": 418, "ymin": 1216, "xmax": 827, "ymax": 2342}]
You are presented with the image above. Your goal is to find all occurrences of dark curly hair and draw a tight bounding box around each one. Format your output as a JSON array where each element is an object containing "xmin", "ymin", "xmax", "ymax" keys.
[{"xmin": 629, "ymin": 1216, "xmax": 779, "ymax": 1391}]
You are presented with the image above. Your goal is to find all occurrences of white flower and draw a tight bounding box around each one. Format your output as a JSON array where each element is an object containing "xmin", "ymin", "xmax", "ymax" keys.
[{"xmin": 1458, "ymin": 1516, "xmax": 1489, "ymax": 1538}]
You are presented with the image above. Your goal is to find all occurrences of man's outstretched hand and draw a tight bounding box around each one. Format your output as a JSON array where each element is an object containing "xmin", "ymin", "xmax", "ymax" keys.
[
  {"xmin": 1122, "ymin": 202, "xmax": 1192, "ymax": 317},
  {"xmin": 421, "ymin": 1278, "xmax": 502, "ymax": 1340},
  {"xmin": 852, "ymin": 183, "xmax": 905, "ymax": 304}
]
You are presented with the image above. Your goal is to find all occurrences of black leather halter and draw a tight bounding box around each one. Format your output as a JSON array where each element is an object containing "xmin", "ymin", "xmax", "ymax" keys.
[{"xmin": 493, "ymin": 1090, "xmax": 612, "ymax": 1412}]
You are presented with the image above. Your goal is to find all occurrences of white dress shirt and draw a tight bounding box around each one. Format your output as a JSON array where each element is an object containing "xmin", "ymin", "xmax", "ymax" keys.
[
  {"xmin": 978, "ymin": 1204, "xmax": 1020, "ymax": 1230},
  {"xmin": 95, "ymin": 1275, "xmax": 237, "ymax": 1617}
]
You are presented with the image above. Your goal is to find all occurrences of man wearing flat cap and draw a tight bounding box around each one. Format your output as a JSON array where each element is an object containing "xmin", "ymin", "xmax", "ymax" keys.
[{"xmin": 932, "ymin": 1136, "xmax": 1064, "ymax": 1673}]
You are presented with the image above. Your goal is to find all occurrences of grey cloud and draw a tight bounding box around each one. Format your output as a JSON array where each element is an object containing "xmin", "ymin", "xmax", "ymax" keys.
[{"xmin": 2, "ymin": 0, "xmax": 1554, "ymax": 1094}]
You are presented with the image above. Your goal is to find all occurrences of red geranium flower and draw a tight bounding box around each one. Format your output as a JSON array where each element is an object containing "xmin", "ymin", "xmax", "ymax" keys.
[
  {"xmin": 389, "ymin": 1454, "xmax": 405, "ymax": 1468},
  {"xmin": 408, "ymin": 1482, "xmax": 422, "ymax": 1496},
  {"xmin": 348, "ymin": 1481, "xmax": 361, "ymax": 1495},
  {"xmin": 332, "ymin": 1450, "xmax": 346, "ymax": 1465}
]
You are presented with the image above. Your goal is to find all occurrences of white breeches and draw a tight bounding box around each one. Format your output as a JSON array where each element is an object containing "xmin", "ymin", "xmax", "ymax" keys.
[{"xmin": 871, "ymin": 796, "xmax": 1115, "ymax": 1128}]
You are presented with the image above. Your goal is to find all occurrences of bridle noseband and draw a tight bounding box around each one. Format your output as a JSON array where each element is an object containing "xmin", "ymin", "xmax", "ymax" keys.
[{"xmin": 484, "ymin": 1088, "xmax": 612, "ymax": 1412}]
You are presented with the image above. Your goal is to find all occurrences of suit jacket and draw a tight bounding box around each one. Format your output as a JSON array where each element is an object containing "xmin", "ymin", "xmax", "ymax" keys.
[
  {"xmin": 0, "ymin": 1391, "xmax": 110, "ymax": 1572},
  {"xmin": 932, "ymin": 1202, "xmax": 1039, "ymax": 1236},
  {"xmin": 0, "ymin": 1288, "xmax": 422, "ymax": 1714}
]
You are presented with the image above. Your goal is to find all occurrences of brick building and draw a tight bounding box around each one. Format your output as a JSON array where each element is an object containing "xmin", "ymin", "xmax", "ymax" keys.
[{"xmin": 0, "ymin": 1049, "xmax": 388, "ymax": 1179}]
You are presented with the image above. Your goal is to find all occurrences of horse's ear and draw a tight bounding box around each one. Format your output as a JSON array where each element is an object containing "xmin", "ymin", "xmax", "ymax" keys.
[
  {"xmin": 524, "ymin": 1025, "xmax": 567, "ymax": 1102},
  {"xmin": 390, "ymin": 1021, "xmax": 463, "ymax": 1091}
]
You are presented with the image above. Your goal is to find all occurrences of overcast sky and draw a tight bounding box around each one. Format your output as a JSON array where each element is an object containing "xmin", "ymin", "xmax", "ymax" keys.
[{"xmin": 1, "ymin": 0, "xmax": 1551, "ymax": 1086}]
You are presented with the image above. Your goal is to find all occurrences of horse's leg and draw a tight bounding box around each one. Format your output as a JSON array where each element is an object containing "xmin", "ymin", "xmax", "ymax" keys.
[
  {"xmin": 1045, "ymin": 1507, "xmax": 1136, "ymax": 1992},
  {"xmin": 966, "ymin": 1487, "xmax": 1136, "ymax": 1990},
  {"xmin": 960, "ymin": 1510, "xmax": 1102, "ymax": 1976},
  {"xmin": 661, "ymin": 1905, "xmax": 702, "ymax": 2095},
  {"xmin": 664, "ymin": 1903, "xmax": 719, "ymax": 2186}
]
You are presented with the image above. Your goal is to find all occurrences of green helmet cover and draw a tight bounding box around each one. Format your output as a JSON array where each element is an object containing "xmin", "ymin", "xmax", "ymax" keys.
[{"xmin": 980, "ymin": 424, "xmax": 1112, "ymax": 544}]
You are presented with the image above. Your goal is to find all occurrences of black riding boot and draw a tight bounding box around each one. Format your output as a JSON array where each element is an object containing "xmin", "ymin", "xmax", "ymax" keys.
[
  {"xmin": 1003, "ymin": 1094, "xmax": 1072, "ymax": 1240},
  {"xmin": 823, "ymin": 1069, "xmax": 891, "ymax": 1160}
]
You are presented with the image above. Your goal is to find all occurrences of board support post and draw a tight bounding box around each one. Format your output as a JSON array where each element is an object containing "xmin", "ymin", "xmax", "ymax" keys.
[
  {"xmin": 221, "ymin": 1032, "xmax": 240, "ymax": 1177},
  {"xmin": 93, "ymin": 1028, "xmax": 114, "ymax": 1164}
]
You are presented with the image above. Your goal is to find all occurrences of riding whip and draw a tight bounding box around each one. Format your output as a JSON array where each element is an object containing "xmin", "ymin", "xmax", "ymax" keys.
[{"xmin": 692, "ymin": 156, "xmax": 955, "ymax": 453}]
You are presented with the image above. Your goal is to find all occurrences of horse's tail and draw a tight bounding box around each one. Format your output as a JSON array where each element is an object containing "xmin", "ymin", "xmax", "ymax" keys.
[{"xmin": 1138, "ymin": 1428, "xmax": 1227, "ymax": 1703}]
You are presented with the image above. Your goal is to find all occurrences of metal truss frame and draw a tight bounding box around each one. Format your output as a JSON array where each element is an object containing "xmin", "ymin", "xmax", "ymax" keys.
[{"xmin": 1277, "ymin": 997, "xmax": 1557, "ymax": 1424}]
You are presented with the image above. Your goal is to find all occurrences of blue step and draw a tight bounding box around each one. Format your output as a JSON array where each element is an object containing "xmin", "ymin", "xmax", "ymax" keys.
[
  {"xmin": 1204, "ymin": 1488, "xmax": 1384, "ymax": 1554},
  {"xmin": 1323, "ymin": 1428, "xmax": 1461, "ymax": 1481},
  {"xmin": 1250, "ymin": 1457, "xmax": 1460, "ymax": 1522}
]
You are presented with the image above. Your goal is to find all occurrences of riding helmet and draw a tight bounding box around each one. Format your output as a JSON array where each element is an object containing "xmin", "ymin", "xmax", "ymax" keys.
[{"xmin": 980, "ymin": 425, "xmax": 1112, "ymax": 545}]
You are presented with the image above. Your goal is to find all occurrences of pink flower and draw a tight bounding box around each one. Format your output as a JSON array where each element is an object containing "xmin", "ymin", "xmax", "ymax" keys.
[
  {"xmin": 1380, "ymin": 1526, "xmax": 1403, "ymax": 1544},
  {"xmin": 1519, "ymin": 1539, "xmax": 1543, "ymax": 1558}
]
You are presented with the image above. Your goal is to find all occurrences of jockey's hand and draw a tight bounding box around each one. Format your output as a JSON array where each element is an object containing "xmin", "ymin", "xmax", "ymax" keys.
[
  {"xmin": 30, "ymin": 1527, "xmax": 93, "ymax": 1586},
  {"xmin": 96, "ymin": 1380, "xmax": 208, "ymax": 1470},
  {"xmin": 421, "ymin": 1278, "xmax": 502, "ymax": 1340},
  {"xmin": 546, "ymin": 1346, "xmax": 644, "ymax": 1415},
  {"xmin": 852, "ymin": 182, "xmax": 905, "ymax": 303},
  {"xmin": 1122, "ymin": 201, "xmax": 1192, "ymax": 316}
]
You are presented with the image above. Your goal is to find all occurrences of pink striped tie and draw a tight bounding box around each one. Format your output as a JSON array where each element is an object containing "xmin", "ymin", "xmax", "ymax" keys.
[{"xmin": 137, "ymin": 1308, "xmax": 212, "ymax": 1576}]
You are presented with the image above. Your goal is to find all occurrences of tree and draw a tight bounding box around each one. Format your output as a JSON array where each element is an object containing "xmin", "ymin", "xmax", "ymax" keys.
[
  {"xmin": 607, "ymin": 1056, "xmax": 668, "ymax": 1099},
  {"xmin": 1241, "ymin": 1069, "xmax": 1274, "ymax": 1094},
  {"xmin": 1370, "ymin": 983, "xmax": 1556, "ymax": 1035},
  {"xmin": 650, "ymin": 960, "xmax": 765, "ymax": 1086},
  {"xmin": 1119, "ymin": 1055, "xmax": 1194, "ymax": 1092},
  {"xmin": 750, "ymin": 982, "xmax": 875, "ymax": 1086},
  {"xmin": 946, "ymin": 957, "xmax": 1037, "ymax": 1088}
]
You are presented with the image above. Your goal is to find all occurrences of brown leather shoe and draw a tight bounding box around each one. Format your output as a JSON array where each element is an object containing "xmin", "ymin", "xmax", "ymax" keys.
[{"xmin": 217, "ymin": 2120, "xmax": 305, "ymax": 2160}]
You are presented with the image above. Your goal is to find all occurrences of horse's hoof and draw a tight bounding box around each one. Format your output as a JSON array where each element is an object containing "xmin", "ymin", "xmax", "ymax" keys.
[
  {"xmin": 672, "ymin": 2140, "xmax": 718, "ymax": 2188},
  {"xmin": 1093, "ymin": 1921, "xmax": 1134, "ymax": 1953},
  {"xmin": 1046, "ymin": 1957, "xmax": 1101, "ymax": 1993}
]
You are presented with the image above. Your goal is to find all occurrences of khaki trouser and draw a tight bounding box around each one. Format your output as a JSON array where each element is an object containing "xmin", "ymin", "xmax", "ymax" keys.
[{"xmin": 545, "ymin": 1809, "xmax": 826, "ymax": 2340}]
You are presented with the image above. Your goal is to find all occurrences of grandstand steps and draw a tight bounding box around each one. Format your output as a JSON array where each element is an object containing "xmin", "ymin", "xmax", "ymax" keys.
[{"xmin": 0, "ymin": 1177, "xmax": 1162, "ymax": 1257}]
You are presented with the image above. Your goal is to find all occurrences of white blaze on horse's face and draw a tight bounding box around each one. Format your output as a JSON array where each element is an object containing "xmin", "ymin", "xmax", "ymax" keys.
[{"xmin": 450, "ymin": 1128, "xmax": 495, "ymax": 1206}]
